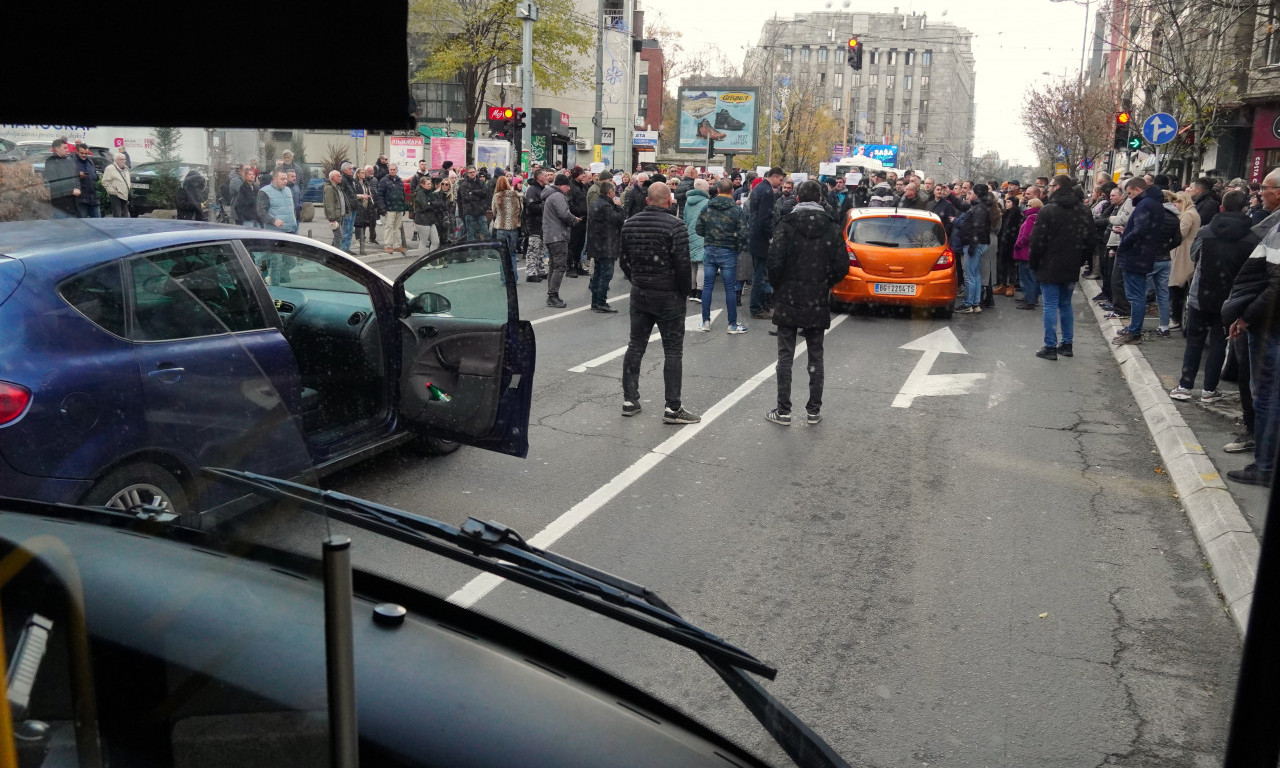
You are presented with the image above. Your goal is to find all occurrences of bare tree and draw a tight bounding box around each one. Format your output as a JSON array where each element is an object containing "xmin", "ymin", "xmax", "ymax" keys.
[{"xmin": 1021, "ymin": 78, "xmax": 1116, "ymax": 178}]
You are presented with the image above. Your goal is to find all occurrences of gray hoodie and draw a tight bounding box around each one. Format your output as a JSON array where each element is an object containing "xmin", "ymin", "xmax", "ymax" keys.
[{"xmin": 541, "ymin": 185, "xmax": 576, "ymax": 244}]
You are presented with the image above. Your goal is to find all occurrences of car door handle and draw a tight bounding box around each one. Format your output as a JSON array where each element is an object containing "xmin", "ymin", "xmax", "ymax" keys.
[
  {"xmin": 418, "ymin": 326, "xmax": 439, "ymax": 338},
  {"xmin": 147, "ymin": 366, "xmax": 185, "ymax": 383}
]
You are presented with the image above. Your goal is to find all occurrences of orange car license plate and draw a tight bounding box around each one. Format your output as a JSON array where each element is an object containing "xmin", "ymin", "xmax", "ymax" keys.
[{"xmin": 873, "ymin": 283, "xmax": 916, "ymax": 296}]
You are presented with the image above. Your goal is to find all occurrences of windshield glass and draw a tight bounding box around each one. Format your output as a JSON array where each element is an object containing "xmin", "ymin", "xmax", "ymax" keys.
[
  {"xmin": 847, "ymin": 215, "xmax": 946, "ymax": 248},
  {"xmin": 0, "ymin": 2, "xmax": 1259, "ymax": 767}
]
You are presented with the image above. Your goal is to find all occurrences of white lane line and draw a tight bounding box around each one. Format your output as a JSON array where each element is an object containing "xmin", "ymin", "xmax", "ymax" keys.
[
  {"xmin": 434, "ymin": 269, "xmax": 510, "ymax": 286},
  {"xmin": 568, "ymin": 310, "xmax": 722, "ymax": 372},
  {"xmin": 530, "ymin": 294, "xmax": 631, "ymax": 326},
  {"xmin": 448, "ymin": 312, "xmax": 849, "ymax": 608}
]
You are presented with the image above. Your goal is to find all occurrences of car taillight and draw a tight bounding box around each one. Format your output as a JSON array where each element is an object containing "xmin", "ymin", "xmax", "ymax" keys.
[
  {"xmin": 0, "ymin": 382, "xmax": 31, "ymax": 425},
  {"xmin": 931, "ymin": 247, "xmax": 954, "ymax": 271},
  {"xmin": 847, "ymin": 243, "xmax": 861, "ymax": 268}
]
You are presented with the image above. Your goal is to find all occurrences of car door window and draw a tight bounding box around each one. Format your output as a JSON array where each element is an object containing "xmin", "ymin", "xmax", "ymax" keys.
[
  {"xmin": 400, "ymin": 244, "xmax": 509, "ymax": 321},
  {"xmin": 129, "ymin": 244, "xmax": 266, "ymax": 341},
  {"xmin": 59, "ymin": 261, "xmax": 127, "ymax": 337}
]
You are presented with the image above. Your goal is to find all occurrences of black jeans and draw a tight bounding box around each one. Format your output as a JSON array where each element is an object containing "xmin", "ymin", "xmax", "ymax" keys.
[
  {"xmin": 1179, "ymin": 308, "xmax": 1227, "ymax": 392},
  {"xmin": 546, "ymin": 240, "xmax": 569, "ymax": 296},
  {"xmin": 622, "ymin": 289, "xmax": 685, "ymax": 410},
  {"xmin": 109, "ymin": 197, "xmax": 130, "ymax": 218},
  {"xmin": 775, "ymin": 325, "xmax": 825, "ymax": 415},
  {"xmin": 1099, "ymin": 247, "xmax": 1114, "ymax": 300}
]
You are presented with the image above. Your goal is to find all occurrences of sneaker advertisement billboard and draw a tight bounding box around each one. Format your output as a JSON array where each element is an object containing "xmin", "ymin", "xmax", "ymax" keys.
[{"xmin": 676, "ymin": 88, "xmax": 759, "ymax": 154}]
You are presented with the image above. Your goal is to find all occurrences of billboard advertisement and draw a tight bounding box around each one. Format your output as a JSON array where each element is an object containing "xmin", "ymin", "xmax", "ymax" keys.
[
  {"xmin": 676, "ymin": 87, "xmax": 759, "ymax": 154},
  {"xmin": 852, "ymin": 144, "xmax": 899, "ymax": 168},
  {"xmin": 430, "ymin": 137, "xmax": 466, "ymax": 170},
  {"xmin": 473, "ymin": 140, "xmax": 511, "ymax": 174},
  {"xmin": 389, "ymin": 136, "xmax": 424, "ymax": 171}
]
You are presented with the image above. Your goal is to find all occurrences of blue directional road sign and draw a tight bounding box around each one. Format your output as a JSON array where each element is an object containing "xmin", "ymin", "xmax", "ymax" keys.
[
  {"xmin": 350, "ymin": 129, "xmax": 366, "ymax": 138},
  {"xmin": 1142, "ymin": 113, "xmax": 1177, "ymax": 146}
]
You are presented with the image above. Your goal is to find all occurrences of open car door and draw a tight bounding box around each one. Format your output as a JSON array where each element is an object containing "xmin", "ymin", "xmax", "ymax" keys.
[{"xmin": 393, "ymin": 242, "xmax": 535, "ymax": 458}]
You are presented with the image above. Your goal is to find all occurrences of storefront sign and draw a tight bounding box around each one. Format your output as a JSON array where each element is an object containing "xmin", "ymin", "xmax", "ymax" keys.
[
  {"xmin": 601, "ymin": 127, "xmax": 615, "ymax": 145},
  {"xmin": 633, "ymin": 130, "xmax": 658, "ymax": 148},
  {"xmin": 389, "ymin": 136, "xmax": 425, "ymax": 171}
]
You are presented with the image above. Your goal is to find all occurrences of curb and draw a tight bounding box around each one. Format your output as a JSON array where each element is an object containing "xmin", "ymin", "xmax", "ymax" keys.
[{"xmin": 1086, "ymin": 281, "xmax": 1259, "ymax": 637}]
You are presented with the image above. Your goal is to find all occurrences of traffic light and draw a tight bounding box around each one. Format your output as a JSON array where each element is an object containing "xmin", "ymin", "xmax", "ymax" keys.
[
  {"xmin": 502, "ymin": 107, "xmax": 515, "ymax": 139},
  {"xmin": 513, "ymin": 109, "xmax": 526, "ymax": 171},
  {"xmin": 847, "ymin": 38, "xmax": 862, "ymax": 70},
  {"xmin": 514, "ymin": 108, "xmax": 526, "ymax": 133},
  {"xmin": 1113, "ymin": 111, "xmax": 1132, "ymax": 150},
  {"xmin": 1127, "ymin": 134, "xmax": 1142, "ymax": 150}
]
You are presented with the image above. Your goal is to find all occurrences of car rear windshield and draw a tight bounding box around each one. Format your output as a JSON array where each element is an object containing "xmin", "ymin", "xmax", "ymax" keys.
[{"xmin": 847, "ymin": 216, "xmax": 946, "ymax": 249}]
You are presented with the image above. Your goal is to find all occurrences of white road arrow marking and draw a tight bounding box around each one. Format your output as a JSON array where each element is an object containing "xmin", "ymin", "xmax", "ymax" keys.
[
  {"xmin": 569, "ymin": 310, "xmax": 722, "ymax": 373},
  {"xmin": 891, "ymin": 327, "xmax": 987, "ymax": 408}
]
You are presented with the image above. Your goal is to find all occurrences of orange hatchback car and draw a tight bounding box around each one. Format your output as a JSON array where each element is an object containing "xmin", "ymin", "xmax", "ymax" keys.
[{"xmin": 831, "ymin": 208, "xmax": 957, "ymax": 317}]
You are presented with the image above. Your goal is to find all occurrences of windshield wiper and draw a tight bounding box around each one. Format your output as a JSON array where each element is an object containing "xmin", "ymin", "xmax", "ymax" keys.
[
  {"xmin": 205, "ymin": 468, "xmax": 852, "ymax": 768},
  {"xmin": 862, "ymin": 240, "xmax": 901, "ymax": 248}
]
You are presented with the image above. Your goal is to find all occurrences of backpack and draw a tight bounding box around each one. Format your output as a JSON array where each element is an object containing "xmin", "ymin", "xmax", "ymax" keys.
[{"xmin": 1158, "ymin": 206, "xmax": 1182, "ymax": 251}]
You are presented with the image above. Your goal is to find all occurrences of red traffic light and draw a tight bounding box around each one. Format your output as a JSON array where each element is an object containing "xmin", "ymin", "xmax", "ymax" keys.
[{"xmin": 1116, "ymin": 112, "xmax": 1131, "ymax": 124}]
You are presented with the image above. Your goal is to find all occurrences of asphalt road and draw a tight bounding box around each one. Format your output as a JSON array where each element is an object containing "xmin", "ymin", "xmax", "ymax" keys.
[{"xmin": 223, "ymin": 256, "xmax": 1242, "ymax": 768}]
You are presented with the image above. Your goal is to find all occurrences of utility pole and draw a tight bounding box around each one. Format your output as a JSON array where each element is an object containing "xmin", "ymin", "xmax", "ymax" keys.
[
  {"xmin": 593, "ymin": 0, "xmax": 604, "ymax": 158},
  {"xmin": 517, "ymin": 2, "xmax": 538, "ymax": 172}
]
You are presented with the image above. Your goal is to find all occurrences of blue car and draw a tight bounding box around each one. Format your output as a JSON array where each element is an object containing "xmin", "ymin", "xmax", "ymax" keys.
[{"xmin": 0, "ymin": 219, "xmax": 534, "ymax": 520}]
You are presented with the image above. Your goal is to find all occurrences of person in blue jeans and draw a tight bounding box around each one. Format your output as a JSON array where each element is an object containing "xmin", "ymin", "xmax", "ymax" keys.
[
  {"xmin": 956, "ymin": 183, "xmax": 995, "ymax": 313},
  {"xmin": 1114, "ymin": 177, "xmax": 1170, "ymax": 345},
  {"xmin": 1148, "ymin": 258, "xmax": 1172, "ymax": 332},
  {"xmin": 696, "ymin": 179, "xmax": 751, "ymax": 333},
  {"xmin": 1013, "ymin": 198, "xmax": 1041, "ymax": 308},
  {"xmin": 1225, "ymin": 220, "xmax": 1280, "ymax": 486},
  {"xmin": 1028, "ymin": 175, "xmax": 1095, "ymax": 359}
]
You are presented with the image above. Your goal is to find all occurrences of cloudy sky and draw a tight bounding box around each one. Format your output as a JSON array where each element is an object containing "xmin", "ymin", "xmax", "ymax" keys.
[{"xmin": 647, "ymin": 0, "xmax": 1099, "ymax": 166}]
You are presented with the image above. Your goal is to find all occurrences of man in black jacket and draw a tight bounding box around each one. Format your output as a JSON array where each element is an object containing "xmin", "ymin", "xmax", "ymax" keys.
[
  {"xmin": 1192, "ymin": 178, "xmax": 1220, "ymax": 228},
  {"xmin": 1172, "ymin": 190, "xmax": 1257, "ymax": 403},
  {"xmin": 748, "ymin": 167, "xmax": 785, "ymax": 318},
  {"xmin": 587, "ymin": 180, "xmax": 624, "ymax": 312},
  {"xmin": 1028, "ymin": 176, "xmax": 1095, "ymax": 359},
  {"xmin": 567, "ymin": 167, "xmax": 590, "ymax": 276},
  {"xmin": 764, "ymin": 181, "xmax": 847, "ymax": 426},
  {"xmin": 619, "ymin": 182, "xmax": 699, "ymax": 424},
  {"xmin": 457, "ymin": 166, "xmax": 491, "ymax": 244},
  {"xmin": 43, "ymin": 138, "xmax": 80, "ymax": 218},
  {"xmin": 522, "ymin": 169, "xmax": 549, "ymax": 281},
  {"xmin": 623, "ymin": 173, "xmax": 648, "ymax": 219}
]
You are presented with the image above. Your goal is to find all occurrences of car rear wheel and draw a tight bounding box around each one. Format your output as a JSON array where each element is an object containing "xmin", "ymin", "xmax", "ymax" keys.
[
  {"xmin": 933, "ymin": 305, "xmax": 954, "ymax": 319},
  {"xmin": 412, "ymin": 434, "xmax": 462, "ymax": 456},
  {"xmin": 83, "ymin": 463, "xmax": 189, "ymax": 520}
]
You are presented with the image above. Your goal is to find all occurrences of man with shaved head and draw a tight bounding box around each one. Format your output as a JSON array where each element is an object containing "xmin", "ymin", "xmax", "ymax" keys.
[{"xmin": 619, "ymin": 182, "xmax": 700, "ymax": 424}]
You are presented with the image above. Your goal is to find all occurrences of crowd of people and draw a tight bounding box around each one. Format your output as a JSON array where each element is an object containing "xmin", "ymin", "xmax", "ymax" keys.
[{"xmin": 30, "ymin": 134, "xmax": 1280, "ymax": 468}]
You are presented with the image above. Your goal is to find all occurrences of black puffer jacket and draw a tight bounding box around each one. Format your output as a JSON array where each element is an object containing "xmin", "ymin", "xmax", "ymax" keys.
[
  {"xmin": 1029, "ymin": 186, "xmax": 1095, "ymax": 284},
  {"xmin": 568, "ymin": 179, "xmax": 589, "ymax": 218},
  {"xmin": 960, "ymin": 193, "xmax": 994, "ymax": 246},
  {"xmin": 1193, "ymin": 212, "xmax": 1257, "ymax": 313},
  {"xmin": 623, "ymin": 184, "xmax": 647, "ymax": 219},
  {"xmin": 587, "ymin": 196, "xmax": 624, "ymax": 260},
  {"xmin": 619, "ymin": 205, "xmax": 691, "ymax": 296},
  {"xmin": 522, "ymin": 181, "xmax": 545, "ymax": 236},
  {"xmin": 766, "ymin": 202, "xmax": 848, "ymax": 330},
  {"xmin": 457, "ymin": 176, "xmax": 490, "ymax": 218}
]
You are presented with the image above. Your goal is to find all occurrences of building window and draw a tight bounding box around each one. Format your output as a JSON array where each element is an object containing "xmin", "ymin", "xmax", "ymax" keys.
[
  {"xmin": 921, "ymin": 74, "xmax": 930, "ymax": 89},
  {"xmin": 414, "ymin": 80, "xmax": 466, "ymax": 122},
  {"xmin": 783, "ymin": 47, "xmax": 793, "ymax": 62},
  {"xmin": 1266, "ymin": 4, "xmax": 1280, "ymax": 65},
  {"xmin": 922, "ymin": 50, "xmax": 932, "ymax": 67},
  {"xmin": 905, "ymin": 75, "xmax": 912, "ymax": 91},
  {"xmin": 920, "ymin": 99, "xmax": 928, "ymax": 115},
  {"xmin": 887, "ymin": 74, "xmax": 895, "ymax": 88},
  {"xmin": 888, "ymin": 49, "xmax": 897, "ymax": 66},
  {"xmin": 870, "ymin": 49, "xmax": 879, "ymax": 65},
  {"xmin": 834, "ymin": 97, "xmax": 842, "ymax": 112},
  {"xmin": 639, "ymin": 94, "xmax": 648, "ymax": 113},
  {"xmin": 603, "ymin": 0, "xmax": 625, "ymax": 29},
  {"xmin": 870, "ymin": 74, "xmax": 878, "ymax": 87},
  {"xmin": 801, "ymin": 47, "xmax": 811, "ymax": 62},
  {"xmin": 905, "ymin": 50, "xmax": 915, "ymax": 66},
  {"xmin": 835, "ymin": 72, "xmax": 843, "ymax": 88},
  {"xmin": 819, "ymin": 72, "xmax": 826, "ymax": 85},
  {"xmin": 638, "ymin": 74, "xmax": 648, "ymax": 95},
  {"xmin": 818, "ymin": 48, "xmax": 828, "ymax": 63}
]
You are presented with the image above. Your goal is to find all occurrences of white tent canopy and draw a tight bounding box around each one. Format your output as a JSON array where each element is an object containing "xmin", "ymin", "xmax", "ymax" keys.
[{"xmin": 842, "ymin": 154, "xmax": 885, "ymax": 171}]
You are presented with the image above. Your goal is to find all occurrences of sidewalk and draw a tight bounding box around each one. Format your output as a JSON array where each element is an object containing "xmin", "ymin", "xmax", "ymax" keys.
[{"xmin": 1084, "ymin": 278, "xmax": 1264, "ymax": 637}]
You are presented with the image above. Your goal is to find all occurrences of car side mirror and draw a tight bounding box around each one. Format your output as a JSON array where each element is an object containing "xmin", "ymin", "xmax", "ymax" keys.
[{"xmin": 408, "ymin": 292, "xmax": 452, "ymax": 315}]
